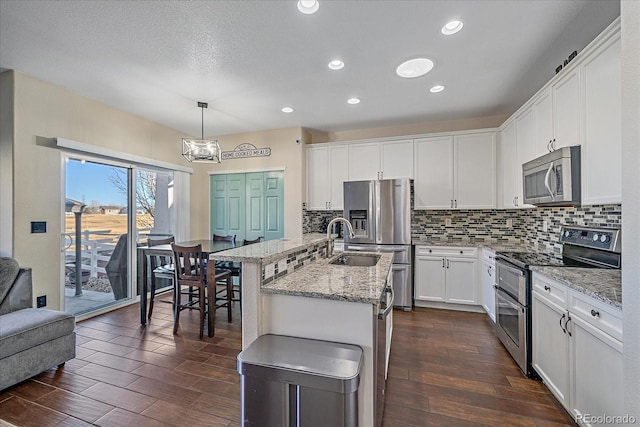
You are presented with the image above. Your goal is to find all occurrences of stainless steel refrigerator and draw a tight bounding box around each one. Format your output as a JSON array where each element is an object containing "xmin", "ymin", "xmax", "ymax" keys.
[{"xmin": 343, "ymin": 178, "xmax": 412, "ymax": 310}]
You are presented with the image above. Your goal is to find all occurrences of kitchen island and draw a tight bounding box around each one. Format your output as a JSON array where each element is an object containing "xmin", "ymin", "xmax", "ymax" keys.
[{"xmin": 211, "ymin": 234, "xmax": 394, "ymax": 427}]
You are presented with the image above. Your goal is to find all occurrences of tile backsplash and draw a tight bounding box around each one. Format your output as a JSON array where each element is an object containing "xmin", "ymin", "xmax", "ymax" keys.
[{"xmin": 303, "ymin": 204, "xmax": 622, "ymax": 252}]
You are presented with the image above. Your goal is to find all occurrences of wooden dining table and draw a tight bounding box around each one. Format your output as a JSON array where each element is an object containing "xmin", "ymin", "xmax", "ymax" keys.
[{"xmin": 136, "ymin": 239, "xmax": 239, "ymax": 325}]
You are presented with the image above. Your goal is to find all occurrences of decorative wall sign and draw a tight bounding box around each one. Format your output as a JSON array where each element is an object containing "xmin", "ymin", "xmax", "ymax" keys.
[{"xmin": 222, "ymin": 143, "xmax": 271, "ymax": 160}]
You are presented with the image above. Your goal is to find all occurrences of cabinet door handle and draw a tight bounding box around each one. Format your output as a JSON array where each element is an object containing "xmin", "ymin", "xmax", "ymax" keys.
[
  {"xmin": 565, "ymin": 315, "xmax": 572, "ymax": 337},
  {"xmin": 516, "ymin": 196, "xmax": 519, "ymax": 206},
  {"xmin": 552, "ymin": 139, "xmax": 556, "ymax": 151},
  {"xmin": 559, "ymin": 313, "xmax": 567, "ymax": 334},
  {"xmin": 442, "ymin": 259, "xmax": 445, "ymax": 268},
  {"xmin": 328, "ymin": 201, "xmax": 331, "ymax": 209},
  {"xmin": 544, "ymin": 285, "xmax": 550, "ymax": 292},
  {"xmin": 487, "ymin": 267, "xmax": 492, "ymax": 277},
  {"xmin": 446, "ymin": 259, "xmax": 450, "ymax": 269},
  {"xmin": 454, "ymin": 199, "xmax": 457, "ymax": 208},
  {"xmin": 547, "ymin": 140, "xmax": 553, "ymax": 152},
  {"xmin": 590, "ymin": 309, "xmax": 600, "ymax": 318},
  {"xmin": 450, "ymin": 199, "xmax": 453, "ymax": 208}
]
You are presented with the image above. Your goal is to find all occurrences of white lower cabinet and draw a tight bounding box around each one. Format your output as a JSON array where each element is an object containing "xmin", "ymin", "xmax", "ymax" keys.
[
  {"xmin": 414, "ymin": 246, "xmax": 477, "ymax": 305},
  {"xmin": 570, "ymin": 314, "xmax": 624, "ymax": 426},
  {"xmin": 480, "ymin": 249, "xmax": 496, "ymax": 322},
  {"xmin": 532, "ymin": 287, "xmax": 570, "ymax": 408},
  {"xmin": 532, "ymin": 272, "xmax": 623, "ymax": 426}
]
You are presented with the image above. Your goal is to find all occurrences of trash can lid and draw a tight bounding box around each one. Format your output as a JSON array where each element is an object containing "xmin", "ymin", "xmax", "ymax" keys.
[{"xmin": 238, "ymin": 334, "xmax": 363, "ymax": 384}]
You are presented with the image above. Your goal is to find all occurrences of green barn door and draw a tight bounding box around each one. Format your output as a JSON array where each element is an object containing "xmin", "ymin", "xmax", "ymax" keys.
[
  {"xmin": 210, "ymin": 175, "xmax": 228, "ymax": 238},
  {"xmin": 264, "ymin": 171, "xmax": 284, "ymax": 241},
  {"xmin": 226, "ymin": 174, "xmax": 246, "ymax": 243},
  {"xmin": 245, "ymin": 173, "xmax": 265, "ymax": 242}
]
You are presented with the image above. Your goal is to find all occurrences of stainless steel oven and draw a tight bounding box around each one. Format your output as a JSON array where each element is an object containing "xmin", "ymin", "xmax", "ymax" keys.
[{"xmin": 494, "ymin": 260, "xmax": 530, "ymax": 376}]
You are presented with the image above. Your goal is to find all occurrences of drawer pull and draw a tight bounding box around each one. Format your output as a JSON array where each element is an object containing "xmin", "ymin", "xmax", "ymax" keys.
[
  {"xmin": 590, "ymin": 309, "xmax": 600, "ymax": 318},
  {"xmin": 544, "ymin": 285, "xmax": 551, "ymax": 292},
  {"xmin": 429, "ymin": 249, "xmax": 432, "ymax": 253},
  {"xmin": 459, "ymin": 250, "xmax": 463, "ymax": 254}
]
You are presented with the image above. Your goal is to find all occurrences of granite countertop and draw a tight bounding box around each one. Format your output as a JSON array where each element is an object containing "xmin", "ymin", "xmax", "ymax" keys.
[
  {"xmin": 531, "ymin": 266, "xmax": 622, "ymax": 310},
  {"xmin": 211, "ymin": 233, "xmax": 330, "ymax": 264},
  {"xmin": 411, "ymin": 238, "xmax": 528, "ymax": 253},
  {"xmin": 262, "ymin": 251, "xmax": 394, "ymax": 305}
]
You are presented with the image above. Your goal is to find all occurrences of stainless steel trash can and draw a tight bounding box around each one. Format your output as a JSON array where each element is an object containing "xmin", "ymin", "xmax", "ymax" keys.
[{"xmin": 237, "ymin": 334, "xmax": 363, "ymax": 427}]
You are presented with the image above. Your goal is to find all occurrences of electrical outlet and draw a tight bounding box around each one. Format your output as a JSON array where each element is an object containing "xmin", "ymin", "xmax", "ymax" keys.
[
  {"xmin": 36, "ymin": 295, "xmax": 47, "ymax": 308},
  {"xmin": 506, "ymin": 219, "xmax": 513, "ymax": 228},
  {"xmin": 543, "ymin": 220, "xmax": 549, "ymax": 232},
  {"xmin": 445, "ymin": 218, "xmax": 452, "ymax": 227}
]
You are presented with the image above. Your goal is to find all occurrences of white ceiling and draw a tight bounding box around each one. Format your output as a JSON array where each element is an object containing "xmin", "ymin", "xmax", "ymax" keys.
[{"xmin": 0, "ymin": 0, "xmax": 620, "ymax": 138}]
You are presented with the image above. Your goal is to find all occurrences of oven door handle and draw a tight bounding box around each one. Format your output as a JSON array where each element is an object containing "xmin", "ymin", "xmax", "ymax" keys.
[
  {"xmin": 495, "ymin": 286, "xmax": 525, "ymax": 313},
  {"xmin": 495, "ymin": 259, "xmax": 525, "ymax": 277}
]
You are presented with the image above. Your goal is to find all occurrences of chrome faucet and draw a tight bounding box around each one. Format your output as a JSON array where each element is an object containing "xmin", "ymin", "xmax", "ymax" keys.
[{"xmin": 326, "ymin": 217, "xmax": 356, "ymax": 258}]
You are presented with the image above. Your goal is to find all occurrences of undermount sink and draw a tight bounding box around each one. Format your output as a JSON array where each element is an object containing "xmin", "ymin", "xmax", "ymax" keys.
[{"xmin": 330, "ymin": 253, "xmax": 380, "ymax": 267}]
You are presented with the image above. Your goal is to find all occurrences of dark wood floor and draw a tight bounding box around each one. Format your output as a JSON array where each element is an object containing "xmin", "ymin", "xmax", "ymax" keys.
[{"xmin": 0, "ymin": 297, "xmax": 575, "ymax": 426}]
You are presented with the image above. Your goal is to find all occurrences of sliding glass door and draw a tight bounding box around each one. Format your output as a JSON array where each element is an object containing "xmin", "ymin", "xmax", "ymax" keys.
[{"xmin": 63, "ymin": 157, "xmax": 133, "ymax": 316}]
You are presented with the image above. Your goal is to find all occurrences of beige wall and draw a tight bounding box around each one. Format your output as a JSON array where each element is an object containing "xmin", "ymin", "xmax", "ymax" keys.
[
  {"xmin": 191, "ymin": 127, "xmax": 306, "ymax": 240},
  {"xmin": 308, "ymin": 113, "xmax": 508, "ymax": 143},
  {"xmin": 0, "ymin": 72, "xmax": 14, "ymax": 257},
  {"xmin": 10, "ymin": 71, "xmax": 192, "ymax": 310}
]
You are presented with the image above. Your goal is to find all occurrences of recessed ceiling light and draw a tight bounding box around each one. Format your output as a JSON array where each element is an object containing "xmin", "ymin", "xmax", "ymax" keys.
[
  {"xmin": 430, "ymin": 85, "xmax": 446, "ymax": 93},
  {"xmin": 347, "ymin": 98, "xmax": 360, "ymax": 104},
  {"xmin": 396, "ymin": 58, "xmax": 434, "ymax": 78},
  {"xmin": 281, "ymin": 107, "xmax": 294, "ymax": 113},
  {"xmin": 297, "ymin": 0, "xmax": 319, "ymax": 14},
  {"xmin": 328, "ymin": 59, "xmax": 344, "ymax": 70},
  {"xmin": 441, "ymin": 20, "xmax": 463, "ymax": 35}
]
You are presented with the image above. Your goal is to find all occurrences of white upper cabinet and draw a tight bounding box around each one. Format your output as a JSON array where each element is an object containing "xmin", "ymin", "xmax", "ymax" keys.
[
  {"xmin": 414, "ymin": 136, "xmax": 454, "ymax": 209},
  {"xmin": 529, "ymin": 68, "xmax": 581, "ymax": 158},
  {"xmin": 306, "ymin": 144, "xmax": 349, "ymax": 210},
  {"xmin": 533, "ymin": 90, "xmax": 553, "ymax": 156},
  {"xmin": 348, "ymin": 142, "xmax": 380, "ymax": 181},
  {"xmin": 581, "ymin": 30, "xmax": 622, "ymax": 205},
  {"xmin": 414, "ymin": 132, "xmax": 496, "ymax": 210},
  {"xmin": 380, "ymin": 140, "xmax": 414, "ymax": 179},
  {"xmin": 552, "ymin": 68, "xmax": 581, "ymax": 150},
  {"xmin": 498, "ymin": 120, "xmax": 521, "ymax": 208},
  {"xmin": 455, "ymin": 133, "xmax": 497, "ymax": 209},
  {"xmin": 349, "ymin": 140, "xmax": 413, "ymax": 181}
]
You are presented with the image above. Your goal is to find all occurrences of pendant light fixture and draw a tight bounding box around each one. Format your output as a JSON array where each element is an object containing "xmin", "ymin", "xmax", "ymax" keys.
[{"xmin": 182, "ymin": 101, "xmax": 222, "ymax": 163}]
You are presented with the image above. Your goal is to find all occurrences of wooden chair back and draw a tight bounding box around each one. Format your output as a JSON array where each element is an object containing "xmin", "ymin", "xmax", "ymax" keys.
[
  {"xmin": 171, "ymin": 244, "xmax": 206, "ymax": 287},
  {"xmin": 213, "ymin": 234, "xmax": 236, "ymax": 243},
  {"xmin": 147, "ymin": 236, "xmax": 175, "ymax": 269},
  {"xmin": 243, "ymin": 237, "xmax": 262, "ymax": 245}
]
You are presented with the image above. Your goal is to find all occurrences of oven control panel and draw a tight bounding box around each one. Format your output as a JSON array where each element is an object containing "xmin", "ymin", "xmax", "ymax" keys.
[{"xmin": 559, "ymin": 226, "xmax": 621, "ymax": 253}]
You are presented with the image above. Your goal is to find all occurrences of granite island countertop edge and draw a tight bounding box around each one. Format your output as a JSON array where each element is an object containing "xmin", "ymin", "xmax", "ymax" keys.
[{"xmin": 261, "ymin": 252, "xmax": 394, "ymax": 305}]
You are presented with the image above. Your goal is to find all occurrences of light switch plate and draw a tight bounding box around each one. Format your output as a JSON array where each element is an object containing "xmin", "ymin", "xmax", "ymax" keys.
[
  {"xmin": 445, "ymin": 218, "xmax": 452, "ymax": 227},
  {"xmin": 506, "ymin": 219, "xmax": 513, "ymax": 228}
]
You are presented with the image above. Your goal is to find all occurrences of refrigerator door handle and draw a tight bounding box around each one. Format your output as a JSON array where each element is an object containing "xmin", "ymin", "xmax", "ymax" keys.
[{"xmin": 374, "ymin": 180, "xmax": 381, "ymax": 243}]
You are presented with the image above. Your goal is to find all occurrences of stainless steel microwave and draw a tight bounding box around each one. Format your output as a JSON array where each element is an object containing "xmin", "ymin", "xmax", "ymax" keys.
[{"xmin": 522, "ymin": 146, "xmax": 581, "ymax": 206}]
